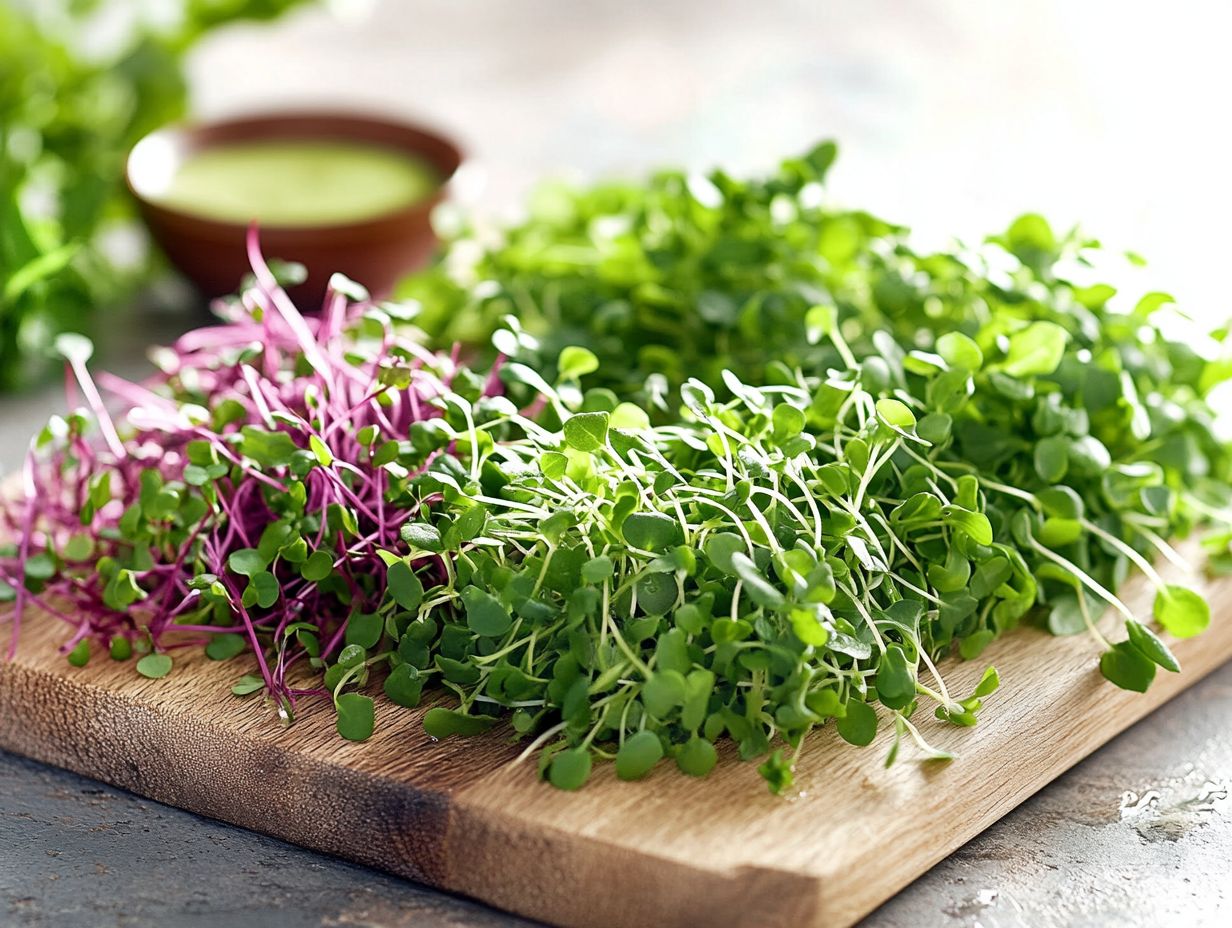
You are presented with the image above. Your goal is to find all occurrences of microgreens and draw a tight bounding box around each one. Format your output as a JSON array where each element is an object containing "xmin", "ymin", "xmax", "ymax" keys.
[
  {"xmin": 3, "ymin": 145, "xmax": 1232, "ymax": 795},
  {"xmin": 0, "ymin": 230, "xmax": 495, "ymax": 725}
]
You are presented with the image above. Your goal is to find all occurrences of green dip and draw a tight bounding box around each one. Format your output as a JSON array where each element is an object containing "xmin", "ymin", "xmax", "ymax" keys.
[{"xmin": 153, "ymin": 140, "xmax": 439, "ymax": 226}]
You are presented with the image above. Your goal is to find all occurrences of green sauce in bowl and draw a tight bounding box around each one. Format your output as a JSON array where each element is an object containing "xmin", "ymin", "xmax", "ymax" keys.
[{"xmin": 151, "ymin": 140, "xmax": 440, "ymax": 227}]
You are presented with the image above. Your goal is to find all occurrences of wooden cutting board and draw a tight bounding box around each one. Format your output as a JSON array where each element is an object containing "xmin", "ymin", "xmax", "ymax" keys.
[{"xmin": 2, "ymin": 543, "xmax": 1230, "ymax": 928}]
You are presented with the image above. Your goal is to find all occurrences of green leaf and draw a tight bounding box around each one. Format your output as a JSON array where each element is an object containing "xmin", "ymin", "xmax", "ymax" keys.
[
  {"xmin": 558, "ymin": 346, "xmax": 600, "ymax": 380},
  {"xmin": 62, "ymin": 534, "xmax": 94, "ymax": 562},
  {"xmin": 615, "ymin": 730, "xmax": 664, "ymax": 781},
  {"xmin": 400, "ymin": 522, "xmax": 443, "ymax": 552},
  {"xmin": 562, "ymin": 412, "xmax": 610, "ymax": 452},
  {"xmin": 309, "ymin": 434, "xmax": 334, "ymax": 467},
  {"xmin": 801, "ymin": 139, "xmax": 837, "ymax": 179},
  {"xmin": 23, "ymin": 553, "xmax": 57, "ymax": 580},
  {"xmin": 875, "ymin": 398, "xmax": 916, "ymax": 432},
  {"xmin": 346, "ymin": 612, "xmax": 384, "ymax": 649},
  {"xmin": 1033, "ymin": 436, "xmax": 1069, "ymax": 483},
  {"xmin": 66, "ymin": 640, "xmax": 90, "ymax": 668},
  {"xmin": 335, "ymin": 692, "xmax": 375, "ymax": 741},
  {"xmin": 384, "ymin": 664, "xmax": 425, "ymax": 707},
  {"xmin": 642, "ymin": 670, "xmax": 687, "ymax": 717},
  {"xmin": 1003, "ymin": 213, "xmax": 1058, "ymax": 268},
  {"xmin": 461, "ymin": 586, "xmax": 513, "ymax": 637},
  {"xmin": 789, "ymin": 607, "xmax": 829, "ymax": 647},
  {"xmin": 136, "ymin": 654, "xmax": 173, "ymax": 679},
  {"xmin": 805, "ymin": 305, "xmax": 838, "ymax": 343},
  {"xmin": 231, "ymin": 674, "xmax": 265, "ymax": 696},
  {"xmin": 836, "ymin": 700, "xmax": 878, "ymax": 746},
  {"xmin": 610, "ymin": 403, "xmax": 651, "ymax": 430},
  {"xmin": 729, "ymin": 551, "xmax": 785, "ymax": 608},
  {"xmin": 936, "ymin": 332, "xmax": 983, "ymax": 371},
  {"xmin": 301, "ymin": 550, "xmax": 334, "ymax": 582},
  {"xmin": 758, "ymin": 749, "xmax": 795, "ymax": 795},
  {"xmin": 916, "ymin": 412, "xmax": 952, "ymax": 445},
  {"xmin": 453, "ymin": 506, "xmax": 488, "ymax": 543},
  {"xmin": 1002, "ymin": 321, "xmax": 1068, "ymax": 378},
  {"xmin": 249, "ymin": 571, "xmax": 279, "ymax": 609},
  {"xmin": 772, "ymin": 403, "xmax": 806, "ymax": 440},
  {"xmin": 676, "ymin": 736, "xmax": 718, "ymax": 777},
  {"xmin": 1038, "ymin": 517, "xmax": 1082, "ymax": 548},
  {"xmin": 622, "ymin": 512, "xmax": 684, "ymax": 551},
  {"xmin": 228, "ymin": 548, "xmax": 267, "ymax": 578},
  {"xmin": 548, "ymin": 747, "xmax": 592, "ymax": 790},
  {"xmin": 704, "ymin": 533, "xmax": 745, "ymax": 574},
  {"xmin": 943, "ymin": 506, "xmax": 993, "ymax": 546},
  {"xmin": 972, "ymin": 666, "xmax": 1000, "ymax": 698},
  {"xmin": 337, "ymin": 644, "xmax": 367, "ymax": 670},
  {"xmin": 959, "ymin": 630, "xmax": 995, "ymax": 660},
  {"xmin": 387, "ymin": 561, "xmax": 424, "ymax": 612},
  {"xmin": 1125, "ymin": 621, "xmax": 1180, "ymax": 673},
  {"xmin": 582, "ymin": 555, "xmax": 614, "ymax": 584},
  {"xmin": 423, "ymin": 708, "xmax": 497, "ymax": 739},
  {"xmin": 239, "ymin": 426, "xmax": 299, "ymax": 469},
  {"xmin": 1153, "ymin": 585, "xmax": 1210, "ymax": 638},
  {"xmin": 205, "ymin": 633, "xmax": 247, "ymax": 661},
  {"xmin": 539, "ymin": 451, "xmax": 568, "ymax": 480},
  {"xmin": 1099, "ymin": 642, "xmax": 1157, "ymax": 692},
  {"xmin": 875, "ymin": 645, "xmax": 915, "ymax": 709}
]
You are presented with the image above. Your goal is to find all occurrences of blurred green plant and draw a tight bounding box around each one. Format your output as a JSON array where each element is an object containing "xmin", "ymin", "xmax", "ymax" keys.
[{"xmin": 0, "ymin": 0, "xmax": 311, "ymax": 391}]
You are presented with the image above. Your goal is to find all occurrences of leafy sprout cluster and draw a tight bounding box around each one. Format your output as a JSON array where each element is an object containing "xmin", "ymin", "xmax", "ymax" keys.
[
  {"xmin": 408, "ymin": 142, "xmax": 1232, "ymax": 693},
  {"xmin": 0, "ymin": 0, "xmax": 312, "ymax": 390},
  {"xmin": 3, "ymin": 145, "xmax": 1232, "ymax": 793},
  {"xmin": 0, "ymin": 235, "xmax": 496, "ymax": 719}
]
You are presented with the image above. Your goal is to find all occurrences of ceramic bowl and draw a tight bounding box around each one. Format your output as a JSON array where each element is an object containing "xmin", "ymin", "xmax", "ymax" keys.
[{"xmin": 126, "ymin": 110, "xmax": 463, "ymax": 303}]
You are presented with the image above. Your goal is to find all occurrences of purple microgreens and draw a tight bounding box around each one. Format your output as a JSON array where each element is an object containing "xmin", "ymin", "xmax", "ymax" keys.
[{"xmin": 0, "ymin": 228, "xmax": 502, "ymax": 715}]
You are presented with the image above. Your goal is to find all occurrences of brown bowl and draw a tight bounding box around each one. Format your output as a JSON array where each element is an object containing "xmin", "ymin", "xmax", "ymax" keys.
[{"xmin": 126, "ymin": 110, "xmax": 463, "ymax": 304}]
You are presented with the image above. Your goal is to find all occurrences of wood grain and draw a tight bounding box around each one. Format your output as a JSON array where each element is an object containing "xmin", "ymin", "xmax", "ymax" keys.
[{"xmin": 1, "ymin": 544, "xmax": 1230, "ymax": 928}]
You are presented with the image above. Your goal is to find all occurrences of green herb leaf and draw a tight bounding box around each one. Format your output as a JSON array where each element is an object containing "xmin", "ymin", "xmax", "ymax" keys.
[
  {"xmin": 136, "ymin": 654, "xmax": 173, "ymax": 680},
  {"xmin": 615, "ymin": 730, "xmax": 664, "ymax": 780},
  {"xmin": 558, "ymin": 346, "xmax": 600, "ymax": 380},
  {"xmin": 1002, "ymin": 321, "xmax": 1068, "ymax": 377},
  {"xmin": 549, "ymin": 747, "xmax": 592, "ymax": 790},
  {"xmin": 622, "ymin": 512, "xmax": 684, "ymax": 552},
  {"xmin": 66, "ymin": 639, "xmax": 90, "ymax": 668},
  {"xmin": 205, "ymin": 633, "xmax": 247, "ymax": 661},
  {"xmin": 239, "ymin": 426, "xmax": 300, "ymax": 469},
  {"xmin": 1099, "ymin": 641, "xmax": 1157, "ymax": 692},
  {"xmin": 562, "ymin": 412, "xmax": 610, "ymax": 452},
  {"xmin": 1125, "ymin": 621, "xmax": 1180, "ymax": 673},
  {"xmin": 676, "ymin": 736, "xmax": 718, "ymax": 777},
  {"xmin": 231, "ymin": 674, "xmax": 265, "ymax": 696},
  {"xmin": 1153, "ymin": 585, "xmax": 1210, "ymax": 638},
  {"xmin": 228, "ymin": 548, "xmax": 267, "ymax": 578},
  {"xmin": 936, "ymin": 332, "xmax": 983, "ymax": 370},
  {"xmin": 335, "ymin": 692, "xmax": 375, "ymax": 741},
  {"xmin": 384, "ymin": 664, "xmax": 426, "ymax": 708},
  {"xmin": 461, "ymin": 586, "xmax": 513, "ymax": 637},
  {"xmin": 387, "ymin": 561, "xmax": 425, "ymax": 612},
  {"xmin": 836, "ymin": 700, "xmax": 878, "ymax": 746},
  {"xmin": 423, "ymin": 708, "xmax": 497, "ymax": 739}
]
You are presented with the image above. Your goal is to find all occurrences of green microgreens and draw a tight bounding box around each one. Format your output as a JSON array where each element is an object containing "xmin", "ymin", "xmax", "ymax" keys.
[{"xmin": 0, "ymin": 1, "xmax": 313, "ymax": 392}]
